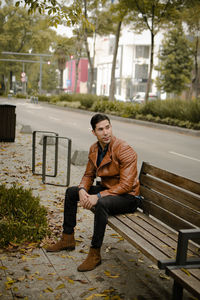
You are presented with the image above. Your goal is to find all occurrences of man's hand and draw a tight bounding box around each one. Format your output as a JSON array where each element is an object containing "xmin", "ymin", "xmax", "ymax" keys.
[
  {"xmin": 79, "ymin": 189, "xmax": 89, "ymax": 207},
  {"xmin": 79, "ymin": 189, "xmax": 98, "ymax": 210}
]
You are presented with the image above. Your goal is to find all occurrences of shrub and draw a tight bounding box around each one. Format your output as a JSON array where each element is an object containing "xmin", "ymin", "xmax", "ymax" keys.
[
  {"xmin": 79, "ymin": 94, "xmax": 97, "ymax": 109},
  {"xmin": 15, "ymin": 93, "xmax": 27, "ymax": 99},
  {"xmin": 59, "ymin": 94, "xmax": 73, "ymax": 102},
  {"xmin": 91, "ymin": 100, "xmax": 141, "ymax": 118},
  {"xmin": 50, "ymin": 96, "xmax": 60, "ymax": 103},
  {"xmin": 0, "ymin": 184, "xmax": 48, "ymax": 247},
  {"xmin": 38, "ymin": 95, "xmax": 51, "ymax": 102},
  {"xmin": 140, "ymin": 99, "xmax": 200, "ymax": 123}
]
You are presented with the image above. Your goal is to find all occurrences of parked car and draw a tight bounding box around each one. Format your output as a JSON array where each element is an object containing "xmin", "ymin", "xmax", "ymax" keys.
[{"xmin": 131, "ymin": 92, "xmax": 158, "ymax": 104}]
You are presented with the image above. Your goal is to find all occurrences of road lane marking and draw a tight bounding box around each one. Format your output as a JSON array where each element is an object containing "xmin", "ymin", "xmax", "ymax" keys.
[
  {"xmin": 169, "ymin": 151, "xmax": 200, "ymax": 162},
  {"xmin": 48, "ymin": 116, "xmax": 60, "ymax": 121}
]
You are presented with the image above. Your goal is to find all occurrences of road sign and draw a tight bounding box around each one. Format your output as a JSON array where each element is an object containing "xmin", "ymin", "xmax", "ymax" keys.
[{"xmin": 21, "ymin": 72, "xmax": 26, "ymax": 78}]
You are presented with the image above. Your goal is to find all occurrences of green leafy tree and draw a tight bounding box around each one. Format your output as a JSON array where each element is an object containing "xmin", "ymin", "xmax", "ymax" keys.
[
  {"xmin": 81, "ymin": 0, "xmax": 113, "ymax": 94},
  {"xmin": 155, "ymin": 26, "xmax": 193, "ymax": 96},
  {"xmin": 52, "ymin": 35, "xmax": 81, "ymax": 93},
  {"xmin": 181, "ymin": 1, "xmax": 200, "ymax": 99},
  {"xmin": 0, "ymin": 1, "xmax": 58, "ymax": 93},
  {"xmin": 15, "ymin": 0, "xmax": 82, "ymax": 27},
  {"xmin": 121, "ymin": 0, "xmax": 184, "ymax": 103},
  {"xmin": 61, "ymin": 0, "xmax": 115, "ymax": 94}
]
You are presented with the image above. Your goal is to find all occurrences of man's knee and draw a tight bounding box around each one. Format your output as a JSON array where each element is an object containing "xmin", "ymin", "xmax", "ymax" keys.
[
  {"xmin": 95, "ymin": 196, "xmax": 111, "ymax": 213},
  {"xmin": 66, "ymin": 186, "xmax": 78, "ymax": 194},
  {"xmin": 65, "ymin": 186, "xmax": 79, "ymax": 202}
]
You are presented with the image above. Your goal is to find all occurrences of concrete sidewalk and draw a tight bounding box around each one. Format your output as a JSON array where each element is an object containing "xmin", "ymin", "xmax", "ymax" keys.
[{"xmin": 0, "ymin": 125, "xmax": 193, "ymax": 300}]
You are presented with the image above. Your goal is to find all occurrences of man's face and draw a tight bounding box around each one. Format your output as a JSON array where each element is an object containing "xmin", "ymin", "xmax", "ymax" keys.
[{"xmin": 92, "ymin": 120, "xmax": 112, "ymax": 148}]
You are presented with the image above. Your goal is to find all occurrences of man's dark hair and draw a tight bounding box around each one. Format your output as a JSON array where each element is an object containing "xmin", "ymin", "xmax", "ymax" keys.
[{"xmin": 90, "ymin": 113, "xmax": 110, "ymax": 130}]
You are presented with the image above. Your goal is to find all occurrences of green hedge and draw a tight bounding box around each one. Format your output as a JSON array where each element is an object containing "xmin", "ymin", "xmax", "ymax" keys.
[
  {"xmin": 140, "ymin": 99, "xmax": 200, "ymax": 124},
  {"xmin": 29, "ymin": 93, "xmax": 200, "ymax": 130},
  {"xmin": 91, "ymin": 98, "xmax": 200, "ymax": 130},
  {"xmin": 0, "ymin": 185, "xmax": 48, "ymax": 247}
]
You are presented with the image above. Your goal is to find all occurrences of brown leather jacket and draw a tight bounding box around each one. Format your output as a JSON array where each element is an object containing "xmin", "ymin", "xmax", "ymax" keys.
[{"xmin": 79, "ymin": 136, "xmax": 140, "ymax": 197}]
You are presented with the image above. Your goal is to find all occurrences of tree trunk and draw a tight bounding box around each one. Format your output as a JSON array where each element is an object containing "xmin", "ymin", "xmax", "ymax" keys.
[
  {"xmin": 74, "ymin": 58, "xmax": 80, "ymax": 93},
  {"xmin": 145, "ymin": 30, "xmax": 154, "ymax": 104},
  {"xmin": 109, "ymin": 21, "xmax": 122, "ymax": 101},
  {"xmin": 83, "ymin": 0, "xmax": 94, "ymax": 94},
  {"xmin": 59, "ymin": 69, "xmax": 63, "ymax": 93},
  {"xmin": 194, "ymin": 36, "xmax": 199, "ymax": 99},
  {"xmin": 188, "ymin": 36, "xmax": 199, "ymax": 100}
]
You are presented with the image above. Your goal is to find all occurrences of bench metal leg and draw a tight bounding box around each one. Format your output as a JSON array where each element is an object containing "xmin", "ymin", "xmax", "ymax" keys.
[{"xmin": 172, "ymin": 281, "xmax": 183, "ymax": 300}]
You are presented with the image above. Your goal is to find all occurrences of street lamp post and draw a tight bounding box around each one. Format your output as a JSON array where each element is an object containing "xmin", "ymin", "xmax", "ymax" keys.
[
  {"xmin": 1, "ymin": 52, "xmax": 52, "ymax": 94},
  {"xmin": 39, "ymin": 56, "xmax": 43, "ymax": 94}
]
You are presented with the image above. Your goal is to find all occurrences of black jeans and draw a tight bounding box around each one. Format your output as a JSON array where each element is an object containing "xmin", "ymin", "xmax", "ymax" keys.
[{"xmin": 63, "ymin": 185, "xmax": 140, "ymax": 248}]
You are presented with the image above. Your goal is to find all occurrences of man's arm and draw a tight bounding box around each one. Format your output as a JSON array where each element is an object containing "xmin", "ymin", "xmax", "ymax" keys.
[
  {"xmin": 78, "ymin": 158, "xmax": 96, "ymax": 192},
  {"xmin": 78, "ymin": 147, "xmax": 97, "ymax": 209}
]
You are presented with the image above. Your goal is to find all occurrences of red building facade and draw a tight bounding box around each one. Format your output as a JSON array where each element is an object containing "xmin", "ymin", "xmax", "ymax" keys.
[{"xmin": 63, "ymin": 58, "xmax": 88, "ymax": 93}]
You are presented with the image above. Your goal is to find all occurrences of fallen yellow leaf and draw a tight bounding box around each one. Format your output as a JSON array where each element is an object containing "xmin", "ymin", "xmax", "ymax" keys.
[
  {"xmin": 66, "ymin": 255, "xmax": 75, "ymax": 260},
  {"xmin": 148, "ymin": 264, "xmax": 159, "ymax": 270},
  {"xmin": 85, "ymin": 294, "xmax": 107, "ymax": 300},
  {"xmin": 17, "ymin": 276, "xmax": 26, "ymax": 282},
  {"xmin": 63, "ymin": 276, "xmax": 74, "ymax": 284},
  {"xmin": 56, "ymin": 283, "xmax": 66, "ymax": 290},
  {"xmin": 44, "ymin": 286, "xmax": 54, "ymax": 293},
  {"xmin": 159, "ymin": 273, "xmax": 170, "ymax": 280},
  {"xmin": 181, "ymin": 268, "xmax": 191, "ymax": 276},
  {"xmin": 104, "ymin": 271, "xmax": 119, "ymax": 279},
  {"xmin": 89, "ymin": 287, "xmax": 97, "ymax": 291}
]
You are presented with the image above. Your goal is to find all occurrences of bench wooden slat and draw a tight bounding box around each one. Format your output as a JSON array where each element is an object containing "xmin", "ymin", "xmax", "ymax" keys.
[
  {"xmin": 131, "ymin": 212, "xmax": 200, "ymax": 257},
  {"xmin": 127, "ymin": 213, "xmax": 178, "ymax": 250},
  {"xmin": 107, "ymin": 216, "xmax": 169, "ymax": 263},
  {"xmin": 115, "ymin": 214, "xmax": 176, "ymax": 259},
  {"xmin": 189, "ymin": 268, "xmax": 200, "ymax": 280},
  {"xmin": 166, "ymin": 268, "xmax": 200, "ymax": 299},
  {"xmin": 134, "ymin": 211, "xmax": 177, "ymax": 241},
  {"xmin": 141, "ymin": 188, "xmax": 198, "ymax": 231},
  {"xmin": 140, "ymin": 181, "xmax": 200, "ymax": 227},
  {"xmin": 127, "ymin": 214, "xmax": 200, "ymax": 258},
  {"xmin": 141, "ymin": 162, "xmax": 200, "ymax": 195},
  {"xmin": 140, "ymin": 173, "xmax": 200, "ymax": 211}
]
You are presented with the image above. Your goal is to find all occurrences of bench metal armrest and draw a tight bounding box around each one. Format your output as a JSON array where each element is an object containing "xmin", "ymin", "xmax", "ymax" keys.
[{"xmin": 158, "ymin": 228, "xmax": 200, "ymax": 270}]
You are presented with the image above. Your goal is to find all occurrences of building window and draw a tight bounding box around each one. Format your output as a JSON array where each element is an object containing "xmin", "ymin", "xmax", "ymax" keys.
[
  {"xmin": 135, "ymin": 64, "xmax": 148, "ymax": 80},
  {"xmin": 132, "ymin": 84, "xmax": 152, "ymax": 94},
  {"xmin": 109, "ymin": 38, "xmax": 115, "ymax": 55},
  {"xmin": 136, "ymin": 46, "xmax": 150, "ymax": 58}
]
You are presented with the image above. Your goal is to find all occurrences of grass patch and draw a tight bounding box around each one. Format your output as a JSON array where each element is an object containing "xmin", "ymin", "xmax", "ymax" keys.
[{"xmin": 0, "ymin": 184, "xmax": 49, "ymax": 248}]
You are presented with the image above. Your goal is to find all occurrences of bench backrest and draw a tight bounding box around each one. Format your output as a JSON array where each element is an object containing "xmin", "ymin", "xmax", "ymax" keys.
[{"xmin": 139, "ymin": 162, "xmax": 200, "ymax": 236}]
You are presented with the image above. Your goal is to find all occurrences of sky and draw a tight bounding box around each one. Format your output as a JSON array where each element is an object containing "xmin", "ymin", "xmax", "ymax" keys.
[{"xmin": 52, "ymin": 24, "xmax": 73, "ymax": 38}]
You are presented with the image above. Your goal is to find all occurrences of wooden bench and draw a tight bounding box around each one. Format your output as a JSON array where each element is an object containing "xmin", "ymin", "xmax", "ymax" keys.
[{"xmin": 107, "ymin": 162, "xmax": 200, "ymax": 300}]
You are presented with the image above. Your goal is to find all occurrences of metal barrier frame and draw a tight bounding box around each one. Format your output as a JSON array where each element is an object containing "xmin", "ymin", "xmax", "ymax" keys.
[
  {"xmin": 42, "ymin": 135, "xmax": 72, "ymax": 187},
  {"xmin": 32, "ymin": 130, "xmax": 58, "ymax": 177}
]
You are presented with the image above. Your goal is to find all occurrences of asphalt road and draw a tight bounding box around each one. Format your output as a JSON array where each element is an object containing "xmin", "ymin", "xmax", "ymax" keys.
[{"xmin": 1, "ymin": 97, "xmax": 200, "ymax": 182}]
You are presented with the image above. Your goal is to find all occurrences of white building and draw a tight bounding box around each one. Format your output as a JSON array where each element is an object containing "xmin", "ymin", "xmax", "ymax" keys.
[{"xmin": 90, "ymin": 26, "xmax": 165, "ymax": 101}]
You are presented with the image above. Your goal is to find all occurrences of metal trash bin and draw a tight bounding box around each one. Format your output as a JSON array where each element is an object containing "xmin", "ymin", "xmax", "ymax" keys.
[{"xmin": 0, "ymin": 104, "xmax": 16, "ymax": 142}]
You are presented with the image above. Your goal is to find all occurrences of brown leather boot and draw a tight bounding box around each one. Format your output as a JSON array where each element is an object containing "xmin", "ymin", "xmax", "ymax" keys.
[
  {"xmin": 77, "ymin": 247, "xmax": 101, "ymax": 272},
  {"xmin": 46, "ymin": 233, "xmax": 75, "ymax": 252}
]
